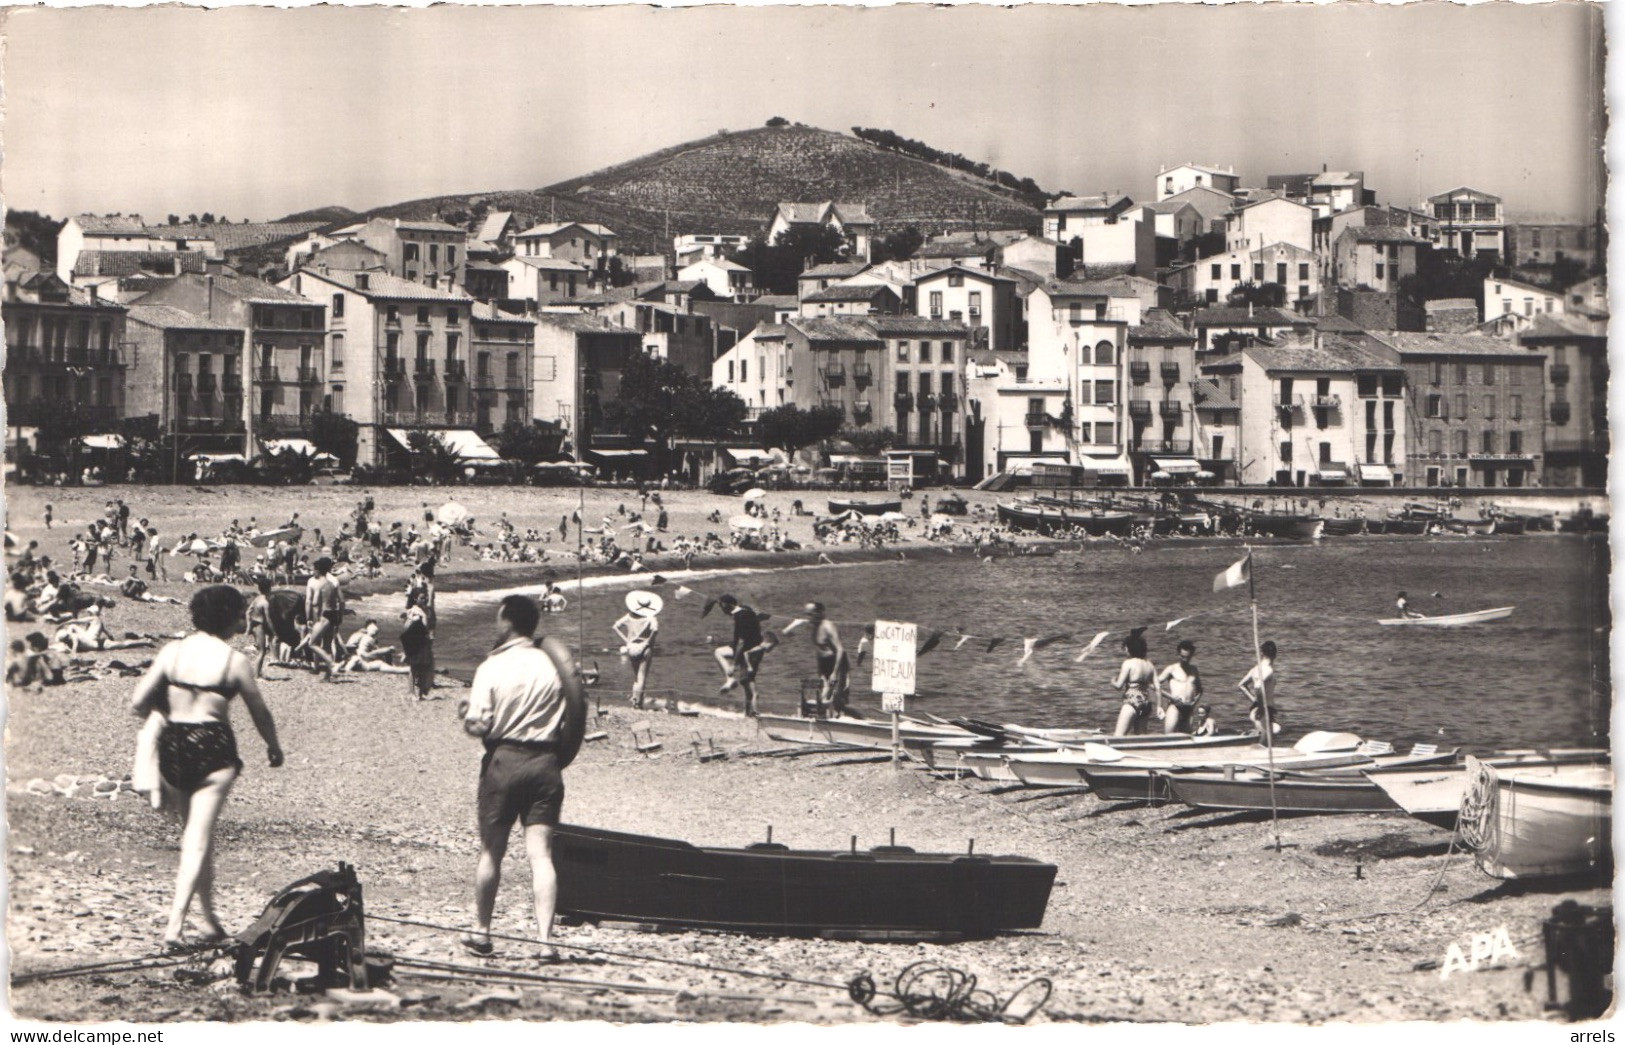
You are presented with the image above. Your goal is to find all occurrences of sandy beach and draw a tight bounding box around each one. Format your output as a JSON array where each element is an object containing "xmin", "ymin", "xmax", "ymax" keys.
[{"xmin": 2, "ymin": 483, "xmax": 1609, "ymax": 1024}]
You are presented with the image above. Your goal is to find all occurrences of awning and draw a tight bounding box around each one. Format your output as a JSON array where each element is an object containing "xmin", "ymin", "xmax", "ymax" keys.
[
  {"xmin": 1152, "ymin": 456, "xmax": 1201, "ymax": 476},
  {"xmin": 587, "ymin": 448, "xmax": 649, "ymax": 458},
  {"xmin": 1357, "ymin": 464, "xmax": 1395, "ymax": 484},
  {"xmin": 439, "ymin": 430, "xmax": 502, "ymax": 461},
  {"xmin": 81, "ymin": 434, "xmax": 127, "ymax": 450},
  {"xmin": 1314, "ymin": 466, "xmax": 1348, "ymax": 481},
  {"xmin": 262, "ymin": 438, "xmax": 317, "ymax": 456},
  {"xmin": 384, "ymin": 428, "xmax": 413, "ymax": 450},
  {"xmin": 829, "ymin": 454, "xmax": 884, "ymax": 466},
  {"xmin": 1080, "ymin": 455, "xmax": 1132, "ymax": 476},
  {"xmin": 1000, "ymin": 455, "xmax": 1068, "ymax": 475},
  {"xmin": 727, "ymin": 448, "xmax": 773, "ymax": 465},
  {"xmin": 189, "ymin": 453, "xmax": 247, "ymax": 465}
]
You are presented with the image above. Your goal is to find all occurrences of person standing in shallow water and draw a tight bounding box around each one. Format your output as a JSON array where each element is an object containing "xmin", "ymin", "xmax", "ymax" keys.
[
  {"xmin": 612, "ymin": 590, "xmax": 662, "ymax": 710},
  {"xmin": 129, "ymin": 585, "xmax": 283, "ymax": 951},
  {"xmin": 1112, "ymin": 632, "xmax": 1157, "ymax": 737},
  {"xmin": 1157, "ymin": 640, "xmax": 1203, "ymax": 734},
  {"xmin": 1239, "ymin": 640, "xmax": 1280, "ymax": 735}
]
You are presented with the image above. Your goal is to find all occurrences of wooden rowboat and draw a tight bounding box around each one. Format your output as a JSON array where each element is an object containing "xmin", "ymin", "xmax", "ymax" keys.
[
  {"xmin": 1162, "ymin": 748, "xmax": 1459, "ymax": 814},
  {"xmin": 249, "ymin": 525, "xmax": 303, "ymax": 548},
  {"xmin": 826, "ymin": 498, "xmax": 901, "ymax": 516},
  {"xmin": 552, "ymin": 823, "xmax": 1057, "ymax": 939},
  {"xmin": 758, "ymin": 713, "xmax": 976, "ymax": 753},
  {"xmin": 1459, "ymin": 758, "xmax": 1613, "ymax": 880},
  {"xmin": 1363, "ymin": 749, "xmax": 1609, "ymax": 830},
  {"xmin": 1377, "ymin": 606, "xmax": 1514, "ymax": 627}
]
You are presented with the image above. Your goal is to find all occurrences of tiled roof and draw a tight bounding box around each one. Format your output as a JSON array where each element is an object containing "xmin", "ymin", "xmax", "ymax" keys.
[
  {"xmin": 180, "ymin": 270, "xmax": 310, "ymax": 305},
  {"xmin": 787, "ymin": 316, "xmax": 883, "ymax": 343},
  {"xmin": 1190, "ymin": 306, "xmax": 1308, "ymax": 326},
  {"xmin": 471, "ymin": 300, "xmax": 532, "ymax": 323},
  {"xmin": 863, "ymin": 316, "xmax": 971, "ymax": 337},
  {"xmin": 755, "ymin": 294, "xmax": 799, "ymax": 309},
  {"xmin": 917, "ymin": 238, "xmax": 995, "ymax": 258},
  {"xmin": 126, "ymin": 303, "xmax": 243, "ymax": 332},
  {"xmin": 1521, "ymin": 314, "xmax": 1603, "ymax": 339},
  {"xmin": 1245, "ymin": 339, "xmax": 1397, "ymax": 374},
  {"xmin": 298, "ymin": 268, "xmax": 474, "ymax": 303},
  {"xmin": 1159, "ymin": 163, "xmax": 1234, "ymax": 178},
  {"xmin": 831, "ymin": 203, "xmax": 874, "ymax": 226},
  {"xmin": 309, "ymin": 241, "xmax": 386, "ymax": 263},
  {"xmin": 475, "ymin": 212, "xmax": 515, "ymax": 242},
  {"xmin": 1428, "ymin": 186, "xmax": 1501, "ymax": 204},
  {"xmin": 465, "ymin": 258, "xmax": 508, "ymax": 272},
  {"xmin": 777, "ymin": 202, "xmax": 830, "ymax": 225},
  {"xmin": 392, "ymin": 218, "xmax": 464, "ymax": 234},
  {"xmin": 1370, "ymin": 331, "xmax": 1530, "ymax": 358},
  {"xmin": 146, "ymin": 221, "xmax": 325, "ymax": 252},
  {"xmin": 74, "ymin": 215, "xmax": 148, "ymax": 235},
  {"xmin": 800, "ymin": 262, "xmax": 870, "ymax": 280},
  {"xmin": 648, "ymin": 280, "xmax": 707, "ymax": 295},
  {"xmin": 915, "ymin": 264, "xmax": 1016, "ymax": 286},
  {"xmin": 536, "ymin": 312, "xmax": 637, "ymax": 334},
  {"xmin": 72, "ymin": 251, "xmax": 211, "ymax": 278},
  {"xmin": 802, "ymin": 283, "xmax": 896, "ymax": 303},
  {"xmin": 1192, "ymin": 378, "xmax": 1238, "ymax": 410},
  {"xmin": 1046, "ymin": 193, "xmax": 1131, "ymax": 213},
  {"xmin": 742, "ymin": 324, "xmax": 787, "ymax": 341},
  {"xmin": 1129, "ymin": 309, "xmax": 1190, "ymax": 341}
]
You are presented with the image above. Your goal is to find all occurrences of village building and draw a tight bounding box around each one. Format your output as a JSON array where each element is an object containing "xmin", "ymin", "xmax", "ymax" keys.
[
  {"xmin": 677, "ymin": 257, "xmax": 754, "ymax": 301},
  {"xmin": 1367, "ymin": 330, "xmax": 1545, "ymax": 488},
  {"xmin": 1518, "ymin": 314, "xmax": 1607, "ymax": 487},
  {"xmin": 767, "ymin": 202, "xmax": 874, "ymax": 262},
  {"xmin": 1226, "ymin": 196, "xmax": 1315, "ymax": 253},
  {"xmin": 350, "ymin": 217, "xmax": 467, "ymax": 293},
  {"xmin": 124, "ymin": 304, "xmax": 247, "ymax": 457},
  {"xmin": 1170, "ymin": 241, "xmax": 1322, "ymax": 309},
  {"xmin": 1425, "ymin": 187, "xmax": 1507, "ymax": 260},
  {"xmin": 3, "ymin": 272, "xmax": 130, "ymax": 441},
  {"xmin": 470, "ymin": 302, "xmax": 535, "ymax": 434},
  {"xmin": 531, "ymin": 312, "xmax": 641, "ymax": 465},
  {"xmin": 1155, "ymin": 163, "xmax": 1240, "ymax": 200},
  {"xmin": 913, "ymin": 265, "xmax": 1019, "ymax": 352}
]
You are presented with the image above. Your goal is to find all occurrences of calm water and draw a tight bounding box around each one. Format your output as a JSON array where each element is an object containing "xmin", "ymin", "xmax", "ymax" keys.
[{"xmin": 418, "ymin": 537, "xmax": 1610, "ymax": 752}]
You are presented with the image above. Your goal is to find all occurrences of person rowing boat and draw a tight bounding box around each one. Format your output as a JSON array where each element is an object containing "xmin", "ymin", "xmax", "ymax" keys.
[{"xmin": 1395, "ymin": 591, "xmax": 1425, "ymax": 620}]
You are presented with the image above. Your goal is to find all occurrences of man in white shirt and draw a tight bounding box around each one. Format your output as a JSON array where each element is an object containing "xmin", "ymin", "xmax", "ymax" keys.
[{"xmin": 459, "ymin": 594, "xmax": 586, "ymax": 961}]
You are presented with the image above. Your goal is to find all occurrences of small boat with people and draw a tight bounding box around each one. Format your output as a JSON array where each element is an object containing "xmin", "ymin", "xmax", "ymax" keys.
[
  {"xmin": 1377, "ymin": 606, "xmax": 1514, "ymax": 627},
  {"xmin": 552, "ymin": 823, "xmax": 1058, "ymax": 939},
  {"xmin": 1458, "ymin": 757, "xmax": 1612, "ymax": 880},
  {"xmin": 826, "ymin": 498, "xmax": 902, "ymax": 516},
  {"xmin": 996, "ymin": 500, "xmax": 1133, "ymax": 536}
]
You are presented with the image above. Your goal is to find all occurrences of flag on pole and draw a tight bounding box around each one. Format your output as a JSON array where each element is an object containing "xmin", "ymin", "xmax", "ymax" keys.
[
  {"xmin": 1017, "ymin": 638, "xmax": 1038, "ymax": 666},
  {"xmin": 985, "ymin": 637, "xmax": 1005, "ymax": 654},
  {"xmin": 700, "ymin": 597, "xmax": 719, "ymax": 618},
  {"xmin": 918, "ymin": 631, "xmax": 945, "ymax": 656},
  {"xmin": 1213, "ymin": 554, "xmax": 1252, "ymax": 593},
  {"xmin": 781, "ymin": 618, "xmax": 808, "ymax": 635},
  {"xmin": 673, "ymin": 585, "xmax": 695, "ymax": 600},
  {"xmin": 953, "ymin": 635, "xmax": 971, "ymax": 651},
  {"xmin": 1165, "ymin": 616, "xmax": 1189, "ymax": 632}
]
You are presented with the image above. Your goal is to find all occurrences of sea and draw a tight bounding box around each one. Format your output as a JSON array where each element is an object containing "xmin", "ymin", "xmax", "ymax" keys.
[{"xmin": 414, "ymin": 536, "xmax": 1610, "ymax": 752}]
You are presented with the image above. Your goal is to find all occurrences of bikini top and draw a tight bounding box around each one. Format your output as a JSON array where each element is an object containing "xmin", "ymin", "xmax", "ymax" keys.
[{"xmin": 166, "ymin": 637, "xmax": 238, "ymax": 701}]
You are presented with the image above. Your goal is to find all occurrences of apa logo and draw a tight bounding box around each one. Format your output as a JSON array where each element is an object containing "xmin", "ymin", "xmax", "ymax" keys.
[{"xmin": 1439, "ymin": 925, "xmax": 1520, "ymax": 980}]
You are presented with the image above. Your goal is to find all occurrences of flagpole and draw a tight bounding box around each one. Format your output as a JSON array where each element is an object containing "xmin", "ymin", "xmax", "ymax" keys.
[{"xmin": 1246, "ymin": 545, "xmax": 1282, "ymax": 852}]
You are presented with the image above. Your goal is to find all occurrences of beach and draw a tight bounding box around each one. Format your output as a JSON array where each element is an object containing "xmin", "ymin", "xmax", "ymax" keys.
[{"xmin": 2, "ymin": 483, "xmax": 1610, "ymax": 1024}]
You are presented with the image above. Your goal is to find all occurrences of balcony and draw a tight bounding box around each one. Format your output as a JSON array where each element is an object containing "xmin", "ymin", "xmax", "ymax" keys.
[
  {"xmin": 1551, "ymin": 401, "xmax": 1572, "ymax": 424},
  {"xmin": 1276, "ymin": 395, "xmax": 1304, "ymax": 414},
  {"xmin": 821, "ymin": 364, "xmax": 846, "ymax": 387},
  {"xmin": 938, "ymin": 391, "xmax": 959, "ymax": 412},
  {"xmin": 1136, "ymin": 438, "xmax": 1194, "ymax": 454},
  {"xmin": 1128, "ymin": 361, "xmax": 1151, "ymax": 384},
  {"xmin": 1312, "ymin": 394, "xmax": 1341, "ymax": 410},
  {"xmin": 298, "ymin": 367, "xmax": 321, "ymax": 385},
  {"xmin": 414, "ymin": 358, "xmax": 436, "ymax": 379},
  {"xmin": 176, "ymin": 413, "xmax": 246, "ymax": 435},
  {"xmin": 504, "ymin": 374, "xmax": 525, "ymax": 391},
  {"xmin": 443, "ymin": 360, "xmax": 467, "ymax": 382},
  {"xmin": 258, "ymin": 413, "xmax": 315, "ymax": 435},
  {"xmin": 1550, "ymin": 363, "xmax": 1570, "ymax": 384},
  {"xmin": 222, "ymin": 374, "xmax": 243, "ymax": 394},
  {"xmin": 385, "ymin": 312, "xmax": 401, "ymax": 328},
  {"xmin": 1127, "ymin": 400, "xmax": 1153, "ymax": 421},
  {"xmin": 196, "ymin": 374, "xmax": 218, "ymax": 395},
  {"xmin": 473, "ymin": 371, "xmax": 495, "ymax": 390},
  {"xmin": 1159, "ymin": 401, "xmax": 1182, "ymax": 421},
  {"xmin": 917, "ymin": 392, "xmax": 938, "ymax": 411},
  {"xmin": 852, "ymin": 400, "xmax": 873, "ymax": 423},
  {"xmin": 894, "ymin": 392, "xmax": 914, "ymax": 413},
  {"xmin": 852, "ymin": 362, "xmax": 873, "ymax": 387},
  {"xmin": 383, "ymin": 358, "xmax": 408, "ymax": 381},
  {"xmin": 1160, "ymin": 362, "xmax": 1181, "ymax": 383},
  {"xmin": 258, "ymin": 365, "xmax": 281, "ymax": 384}
]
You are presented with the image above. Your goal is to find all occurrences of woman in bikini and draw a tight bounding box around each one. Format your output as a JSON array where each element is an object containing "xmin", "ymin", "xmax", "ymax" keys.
[
  {"xmin": 612, "ymin": 590, "xmax": 662, "ymax": 710},
  {"xmin": 129, "ymin": 585, "xmax": 283, "ymax": 951},
  {"xmin": 1111, "ymin": 632, "xmax": 1158, "ymax": 737}
]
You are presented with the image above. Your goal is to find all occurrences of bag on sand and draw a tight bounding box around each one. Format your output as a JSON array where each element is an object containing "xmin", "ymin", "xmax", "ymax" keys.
[{"xmin": 132, "ymin": 710, "xmax": 166, "ymax": 811}]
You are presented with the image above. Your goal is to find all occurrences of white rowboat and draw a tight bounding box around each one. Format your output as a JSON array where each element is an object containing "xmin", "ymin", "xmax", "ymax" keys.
[
  {"xmin": 1377, "ymin": 606, "xmax": 1514, "ymax": 627},
  {"xmin": 1460, "ymin": 757, "xmax": 1612, "ymax": 880}
]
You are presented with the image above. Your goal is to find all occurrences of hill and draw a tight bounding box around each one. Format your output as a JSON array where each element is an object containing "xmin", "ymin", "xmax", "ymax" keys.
[
  {"xmin": 543, "ymin": 125, "xmax": 1043, "ymax": 250},
  {"xmin": 273, "ymin": 205, "xmax": 360, "ymax": 224}
]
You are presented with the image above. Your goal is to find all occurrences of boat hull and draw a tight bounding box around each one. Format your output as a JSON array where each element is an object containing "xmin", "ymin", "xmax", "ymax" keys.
[
  {"xmin": 1382, "ymin": 518, "xmax": 1428, "ymax": 535},
  {"xmin": 1364, "ymin": 750, "xmax": 1608, "ymax": 830},
  {"xmin": 1165, "ymin": 772, "xmax": 1403, "ymax": 813},
  {"xmin": 1320, "ymin": 518, "xmax": 1366, "ymax": 537},
  {"xmin": 997, "ymin": 503, "xmax": 1132, "ymax": 536},
  {"xmin": 827, "ymin": 499, "xmax": 902, "ymax": 516},
  {"xmin": 759, "ymin": 714, "xmax": 972, "ymax": 753},
  {"xmin": 1249, "ymin": 515, "xmax": 1324, "ymax": 539},
  {"xmin": 552, "ymin": 824, "xmax": 1058, "ymax": 938},
  {"xmin": 1461, "ymin": 759, "xmax": 1613, "ymax": 879},
  {"xmin": 1378, "ymin": 606, "xmax": 1514, "ymax": 627}
]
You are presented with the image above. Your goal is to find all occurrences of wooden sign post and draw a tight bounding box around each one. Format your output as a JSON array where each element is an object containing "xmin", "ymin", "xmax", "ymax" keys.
[{"xmin": 871, "ymin": 620, "xmax": 917, "ymax": 768}]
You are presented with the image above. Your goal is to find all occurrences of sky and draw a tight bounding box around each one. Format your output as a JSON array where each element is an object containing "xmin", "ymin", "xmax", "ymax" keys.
[{"xmin": 0, "ymin": 3, "xmax": 1606, "ymax": 224}]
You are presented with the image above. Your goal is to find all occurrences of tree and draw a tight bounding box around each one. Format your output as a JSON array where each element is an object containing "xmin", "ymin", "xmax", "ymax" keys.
[
  {"xmin": 871, "ymin": 225, "xmax": 924, "ymax": 264},
  {"xmin": 838, "ymin": 427, "xmax": 896, "ymax": 457},
  {"xmin": 167, "ymin": 214, "xmax": 180, "ymax": 226},
  {"xmin": 200, "ymin": 212, "xmax": 215, "ymax": 225},
  {"xmin": 765, "ymin": 116, "xmax": 790, "ymax": 127},
  {"xmin": 757, "ymin": 404, "xmax": 843, "ymax": 455},
  {"xmin": 495, "ymin": 420, "xmax": 564, "ymax": 464},
  {"xmin": 1227, "ymin": 282, "xmax": 1287, "ymax": 308},
  {"xmin": 187, "ymin": 214, "xmax": 199, "ymax": 224},
  {"xmin": 405, "ymin": 431, "xmax": 465, "ymax": 484},
  {"xmin": 308, "ymin": 409, "xmax": 359, "ymax": 469},
  {"xmin": 1399, "ymin": 250, "xmax": 1499, "ymax": 310},
  {"xmin": 599, "ymin": 352, "xmax": 747, "ymax": 471},
  {"xmin": 731, "ymin": 224, "xmax": 849, "ymax": 295}
]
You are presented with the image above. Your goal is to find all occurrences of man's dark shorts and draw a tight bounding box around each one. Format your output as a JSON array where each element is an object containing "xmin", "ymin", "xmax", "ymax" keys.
[{"xmin": 478, "ymin": 742, "xmax": 564, "ymax": 842}]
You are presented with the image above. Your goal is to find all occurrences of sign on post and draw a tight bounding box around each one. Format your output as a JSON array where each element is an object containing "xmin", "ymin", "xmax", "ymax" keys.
[{"xmin": 871, "ymin": 620, "xmax": 917, "ymax": 767}]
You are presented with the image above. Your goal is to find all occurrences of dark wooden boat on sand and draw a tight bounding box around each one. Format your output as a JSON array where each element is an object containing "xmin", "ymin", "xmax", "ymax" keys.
[
  {"xmin": 828, "ymin": 498, "xmax": 902, "ymax": 516},
  {"xmin": 553, "ymin": 824, "xmax": 1057, "ymax": 940}
]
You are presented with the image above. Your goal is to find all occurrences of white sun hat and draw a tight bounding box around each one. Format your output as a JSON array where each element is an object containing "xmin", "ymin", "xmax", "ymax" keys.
[{"xmin": 625, "ymin": 590, "xmax": 664, "ymax": 618}]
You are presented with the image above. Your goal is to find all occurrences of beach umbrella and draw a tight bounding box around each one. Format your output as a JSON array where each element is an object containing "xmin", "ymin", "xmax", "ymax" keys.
[
  {"xmin": 879, "ymin": 511, "xmax": 908, "ymax": 523},
  {"xmin": 437, "ymin": 501, "xmax": 470, "ymax": 525},
  {"xmin": 1150, "ymin": 471, "xmax": 1171, "ymax": 481},
  {"xmin": 728, "ymin": 514, "xmax": 764, "ymax": 531},
  {"xmin": 189, "ymin": 539, "xmax": 212, "ymax": 554},
  {"xmin": 1195, "ymin": 470, "xmax": 1216, "ymax": 479},
  {"xmin": 742, "ymin": 488, "xmax": 767, "ymax": 501}
]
